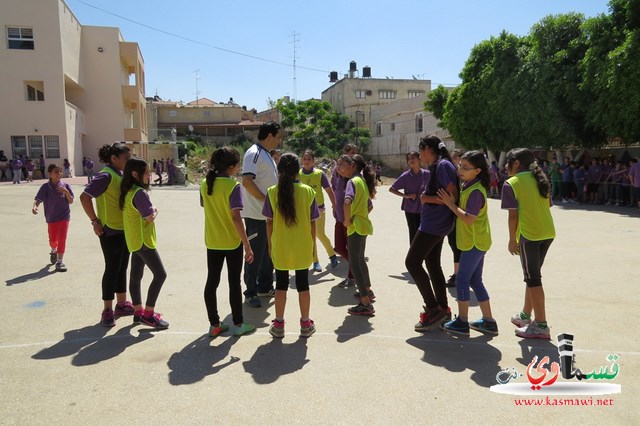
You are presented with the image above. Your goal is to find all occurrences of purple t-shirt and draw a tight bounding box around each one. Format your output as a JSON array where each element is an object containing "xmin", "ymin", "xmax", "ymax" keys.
[
  {"xmin": 39, "ymin": 157, "xmax": 45, "ymax": 168},
  {"xmin": 132, "ymin": 189, "xmax": 155, "ymax": 217},
  {"xmin": 345, "ymin": 174, "xmax": 374, "ymax": 211},
  {"xmin": 86, "ymin": 160, "xmax": 94, "ymax": 171},
  {"xmin": 419, "ymin": 160, "xmax": 458, "ymax": 237},
  {"xmin": 262, "ymin": 185, "xmax": 320, "ymax": 221},
  {"xmin": 12, "ymin": 160, "xmax": 22, "ymax": 170},
  {"xmin": 332, "ymin": 174, "xmax": 348, "ymax": 223},
  {"xmin": 302, "ymin": 168, "xmax": 330, "ymax": 188},
  {"xmin": 501, "ymin": 180, "xmax": 553, "ymax": 209},
  {"xmin": 35, "ymin": 181, "xmax": 74, "ymax": 223},
  {"xmin": 390, "ymin": 168, "xmax": 430, "ymax": 214},
  {"xmin": 83, "ymin": 166, "xmax": 124, "ymax": 235},
  {"xmin": 629, "ymin": 163, "xmax": 640, "ymax": 188},
  {"xmin": 26, "ymin": 162, "xmax": 35, "ymax": 172},
  {"xmin": 461, "ymin": 179, "xmax": 485, "ymax": 216},
  {"xmin": 587, "ymin": 165, "xmax": 602, "ymax": 183},
  {"xmin": 198, "ymin": 173, "xmax": 243, "ymax": 210}
]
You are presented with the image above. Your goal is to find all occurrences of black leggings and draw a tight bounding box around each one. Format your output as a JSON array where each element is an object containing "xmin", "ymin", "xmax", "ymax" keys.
[
  {"xmin": 447, "ymin": 224, "xmax": 461, "ymax": 263},
  {"xmin": 347, "ymin": 233, "xmax": 372, "ymax": 297},
  {"xmin": 99, "ymin": 233, "xmax": 130, "ymax": 301},
  {"xmin": 205, "ymin": 246, "xmax": 244, "ymax": 326},
  {"xmin": 129, "ymin": 247, "xmax": 167, "ymax": 308},
  {"xmin": 405, "ymin": 212, "xmax": 421, "ymax": 244},
  {"xmin": 519, "ymin": 238, "xmax": 553, "ymax": 288},
  {"xmin": 275, "ymin": 269, "xmax": 309, "ymax": 292},
  {"xmin": 405, "ymin": 231, "xmax": 448, "ymax": 310}
]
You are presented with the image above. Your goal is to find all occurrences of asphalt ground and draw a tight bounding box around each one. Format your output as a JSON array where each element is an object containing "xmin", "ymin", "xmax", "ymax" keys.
[{"xmin": 1, "ymin": 177, "xmax": 638, "ymax": 425}]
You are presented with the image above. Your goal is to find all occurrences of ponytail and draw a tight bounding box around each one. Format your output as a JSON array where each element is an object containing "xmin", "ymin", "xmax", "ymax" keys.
[
  {"xmin": 206, "ymin": 146, "xmax": 240, "ymax": 195},
  {"xmin": 276, "ymin": 153, "xmax": 300, "ymax": 226},
  {"xmin": 98, "ymin": 142, "xmax": 130, "ymax": 165},
  {"xmin": 352, "ymin": 155, "xmax": 376, "ymax": 198},
  {"xmin": 419, "ymin": 135, "xmax": 452, "ymax": 163},
  {"xmin": 506, "ymin": 148, "xmax": 550, "ymax": 198}
]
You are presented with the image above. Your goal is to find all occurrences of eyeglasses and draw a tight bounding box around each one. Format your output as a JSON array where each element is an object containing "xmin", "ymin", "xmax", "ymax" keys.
[{"xmin": 457, "ymin": 164, "xmax": 477, "ymax": 171}]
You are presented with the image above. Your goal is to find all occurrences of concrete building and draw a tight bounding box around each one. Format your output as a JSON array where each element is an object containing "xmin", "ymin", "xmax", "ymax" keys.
[
  {"xmin": 0, "ymin": 0, "xmax": 147, "ymax": 176},
  {"xmin": 367, "ymin": 94, "xmax": 453, "ymax": 169},
  {"xmin": 147, "ymin": 96, "xmax": 261, "ymax": 146},
  {"xmin": 321, "ymin": 63, "xmax": 431, "ymax": 135}
]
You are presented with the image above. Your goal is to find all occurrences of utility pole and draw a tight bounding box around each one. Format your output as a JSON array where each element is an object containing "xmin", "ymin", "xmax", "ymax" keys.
[
  {"xmin": 289, "ymin": 31, "xmax": 299, "ymax": 103},
  {"xmin": 194, "ymin": 69, "xmax": 201, "ymax": 106}
]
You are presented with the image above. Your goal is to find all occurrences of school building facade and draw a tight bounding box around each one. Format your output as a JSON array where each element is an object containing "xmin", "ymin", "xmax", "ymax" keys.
[{"xmin": 0, "ymin": 0, "xmax": 147, "ymax": 176}]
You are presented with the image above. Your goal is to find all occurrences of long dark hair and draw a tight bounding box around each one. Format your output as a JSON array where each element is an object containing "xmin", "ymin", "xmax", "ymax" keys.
[
  {"xmin": 461, "ymin": 150, "xmax": 490, "ymax": 190},
  {"xmin": 119, "ymin": 157, "xmax": 149, "ymax": 210},
  {"xmin": 420, "ymin": 135, "xmax": 456, "ymax": 195},
  {"xmin": 340, "ymin": 154, "xmax": 376, "ymax": 199},
  {"xmin": 98, "ymin": 142, "xmax": 130, "ymax": 166},
  {"xmin": 276, "ymin": 153, "xmax": 300, "ymax": 227},
  {"xmin": 506, "ymin": 148, "xmax": 550, "ymax": 198},
  {"xmin": 205, "ymin": 146, "xmax": 240, "ymax": 195}
]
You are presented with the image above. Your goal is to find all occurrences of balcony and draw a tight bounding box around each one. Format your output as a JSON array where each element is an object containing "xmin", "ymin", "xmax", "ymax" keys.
[
  {"xmin": 124, "ymin": 128, "xmax": 147, "ymax": 142},
  {"xmin": 122, "ymin": 85, "xmax": 140, "ymax": 107}
]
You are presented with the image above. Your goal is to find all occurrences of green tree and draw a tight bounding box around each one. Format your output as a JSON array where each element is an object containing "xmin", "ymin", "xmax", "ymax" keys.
[
  {"xmin": 423, "ymin": 85, "xmax": 449, "ymax": 126},
  {"xmin": 277, "ymin": 98, "xmax": 370, "ymax": 157}
]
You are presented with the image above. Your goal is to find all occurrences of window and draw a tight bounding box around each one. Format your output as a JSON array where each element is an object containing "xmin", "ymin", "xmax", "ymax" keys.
[
  {"xmin": 203, "ymin": 110, "xmax": 211, "ymax": 117},
  {"xmin": 11, "ymin": 136, "xmax": 27, "ymax": 157},
  {"xmin": 415, "ymin": 114, "xmax": 423, "ymax": 133},
  {"xmin": 379, "ymin": 90, "xmax": 396, "ymax": 99},
  {"xmin": 7, "ymin": 27, "xmax": 34, "ymax": 50},
  {"xmin": 169, "ymin": 110, "xmax": 177, "ymax": 117},
  {"xmin": 376, "ymin": 122, "xmax": 382, "ymax": 136},
  {"xmin": 355, "ymin": 111, "xmax": 365, "ymax": 124},
  {"xmin": 391, "ymin": 122, "xmax": 396, "ymax": 131},
  {"xmin": 25, "ymin": 81, "xmax": 44, "ymax": 101},
  {"xmin": 408, "ymin": 90, "xmax": 425, "ymax": 98},
  {"xmin": 44, "ymin": 135, "xmax": 60, "ymax": 158},
  {"xmin": 28, "ymin": 135, "xmax": 43, "ymax": 158},
  {"xmin": 355, "ymin": 90, "xmax": 366, "ymax": 99}
]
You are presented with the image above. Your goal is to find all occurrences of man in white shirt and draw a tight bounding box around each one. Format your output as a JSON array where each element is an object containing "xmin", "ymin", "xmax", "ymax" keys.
[{"xmin": 241, "ymin": 121, "xmax": 282, "ymax": 307}]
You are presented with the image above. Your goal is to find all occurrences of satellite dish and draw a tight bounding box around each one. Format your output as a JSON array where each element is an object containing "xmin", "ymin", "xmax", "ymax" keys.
[{"xmin": 188, "ymin": 124, "xmax": 194, "ymax": 132}]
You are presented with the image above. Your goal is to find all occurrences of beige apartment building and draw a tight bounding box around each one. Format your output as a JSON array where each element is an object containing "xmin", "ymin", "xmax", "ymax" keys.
[
  {"xmin": 367, "ymin": 94, "xmax": 454, "ymax": 169},
  {"xmin": 321, "ymin": 65, "xmax": 431, "ymax": 134},
  {"xmin": 0, "ymin": 0, "xmax": 147, "ymax": 176}
]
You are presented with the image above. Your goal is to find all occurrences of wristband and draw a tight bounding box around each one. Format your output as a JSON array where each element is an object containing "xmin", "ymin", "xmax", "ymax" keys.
[{"xmin": 90, "ymin": 219, "xmax": 99, "ymax": 225}]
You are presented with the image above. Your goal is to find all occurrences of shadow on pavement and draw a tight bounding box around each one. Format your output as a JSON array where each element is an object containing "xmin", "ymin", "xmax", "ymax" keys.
[
  {"xmin": 72, "ymin": 324, "xmax": 154, "ymax": 366},
  {"xmin": 167, "ymin": 334, "xmax": 240, "ymax": 385},
  {"xmin": 388, "ymin": 271, "xmax": 415, "ymax": 284},
  {"xmin": 516, "ymin": 338, "xmax": 559, "ymax": 368},
  {"xmin": 32, "ymin": 325, "xmax": 109, "ymax": 360},
  {"xmin": 335, "ymin": 315, "xmax": 374, "ymax": 343},
  {"xmin": 327, "ymin": 285, "xmax": 357, "ymax": 307},
  {"xmin": 242, "ymin": 338, "xmax": 309, "ymax": 384},
  {"xmin": 6, "ymin": 264, "xmax": 56, "ymax": 286},
  {"xmin": 406, "ymin": 333, "xmax": 502, "ymax": 388}
]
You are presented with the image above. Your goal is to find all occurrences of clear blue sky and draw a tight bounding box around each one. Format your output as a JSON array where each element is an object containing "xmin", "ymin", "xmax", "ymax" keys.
[{"xmin": 67, "ymin": 0, "xmax": 610, "ymax": 111}]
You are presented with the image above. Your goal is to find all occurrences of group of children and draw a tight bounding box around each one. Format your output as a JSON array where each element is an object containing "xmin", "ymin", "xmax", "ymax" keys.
[
  {"xmin": 391, "ymin": 137, "xmax": 555, "ymax": 339},
  {"xmin": 31, "ymin": 136, "xmax": 556, "ymax": 340}
]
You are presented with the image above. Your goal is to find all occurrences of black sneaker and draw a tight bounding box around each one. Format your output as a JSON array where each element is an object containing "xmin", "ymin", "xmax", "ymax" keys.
[
  {"xmin": 353, "ymin": 290, "xmax": 376, "ymax": 301},
  {"xmin": 55, "ymin": 262, "xmax": 67, "ymax": 272},
  {"xmin": 416, "ymin": 306, "xmax": 446, "ymax": 331},
  {"xmin": 50, "ymin": 252, "xmax": 57, "ymax": 264},
  {"xmin": 347, "ymin": 303, "xmax": 375, "ymax": 316},
  {"xmin": 140, "ymin": 312, "xmax": 169, "ymax": 329},
  {"xmin": 446, "ymin": 274, "xmax": 456, "ymax": 288}
]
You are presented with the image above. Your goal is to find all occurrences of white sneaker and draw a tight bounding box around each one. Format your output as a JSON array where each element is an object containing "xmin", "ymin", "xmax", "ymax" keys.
[
  {"xmin": 515, "ymin": 321, "xmax": 550, "ymax": 339},
  {"xmin": 510, "ymin": 312, "xmax": 531, "ymax": 327}
]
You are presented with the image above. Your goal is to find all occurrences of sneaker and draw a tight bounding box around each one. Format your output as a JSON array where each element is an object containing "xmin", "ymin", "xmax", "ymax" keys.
[
  {"xmin": 442, "ymin": 306, "xmax": 452, "ymax": 323},
  {"xmin": 133, "ymin": 311, "xmax": 143, "ymax": 324},
  {"xmin": 140, "ymin": 312, "xmax": 169, "ymax": 329},
  {"xmin": 414, "ymin": 306, "xmax": 446, "ymax": 331},
  {"xmin": 515, "ymin": 321, "xmax": 550, "ymax": 339},
  {"xmin": 329, "ymin": 255, "xmax": 339, "ymax": 268},
  {"xmin": 114, "ymin": 301, "xmax": 135, "ymax": 316},
  {"xmin": 446, "ymin": 274, "xmax": 456, "ymax": 288},
  {"xmin": 511, "ymin": 312, "xmax": 531, "ymax": 327},
  {"xmin": 233, "ymin": 323, "xmax": 255, "ymax": 336},
  {"xmin": 353, "ymin": 289, "xmax": 376, "ymax": 301},
  {"xmin": 469, "ymin": 318, "xmax": 499, "ymax": 335},
  {"xmin": 101, "ymin": 309, "xmax": 115, "ymax": 327},
  {"xmin": 55, "ymin": 262, "xmax": 67, "ymax": 272},
  {"xmin": 50, "ymin": 251, "xmax": 57, "ymax": 264},
  {"xmin": 300, "ymin": 319, "xmax": 316, "ymax": 338},
  {"xmin": 313, "ymin": 262, "xmax": 322, "ymax": 272},
  {"xmin": 336, "ymin": 277, "xmax": 355, "ymax": 288},
  {"xmin": 441, "ymin": 317, "xmax": 470, "ymax": 336},
  {"xmin": 257, "ymin": 289, "xmax": 276, "ymax": 298},
  {"xmin": 269, "ymin": 320, "xmax": 285, "ymax": 338},
  {"xmin": 347, "ymin": 303, "xmax": 375, "ymax": 316},
  {"xmin": 209, "ymin": 322, "xmax": 229, "ymax": 337},
  {"xmin": 245, "ymin": 296, "xmax": 262, "ymax": 308}
]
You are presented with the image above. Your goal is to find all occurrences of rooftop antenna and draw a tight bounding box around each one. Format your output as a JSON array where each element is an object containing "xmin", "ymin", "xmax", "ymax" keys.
[
  {"xmin": 194, "ymin": 69, "xmax": 201, "ymax": 106},
  {"xmin": 289, "ymin": 31, "xmax": 300, "ymax": 103}
]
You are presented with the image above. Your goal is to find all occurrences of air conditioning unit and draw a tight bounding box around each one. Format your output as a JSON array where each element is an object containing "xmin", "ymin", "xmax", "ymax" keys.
[{"xmin": 366, "ymin": 90, "xmax": 372, "ymax": 96}]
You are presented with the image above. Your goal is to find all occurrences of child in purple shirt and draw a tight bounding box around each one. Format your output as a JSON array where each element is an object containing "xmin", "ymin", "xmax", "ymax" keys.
[{"xmin": 32, "ymin": 164, "xmax": 74, "ymax": 272}]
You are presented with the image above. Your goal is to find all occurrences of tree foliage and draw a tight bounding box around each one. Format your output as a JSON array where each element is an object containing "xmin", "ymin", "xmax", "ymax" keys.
[
  {"xmin": 432, "ymin": 0, "xmax": 640, "ymax": 151},
  {"xmin": 277, "ymin": 98, "xmax": 370, "ymax": 158}
]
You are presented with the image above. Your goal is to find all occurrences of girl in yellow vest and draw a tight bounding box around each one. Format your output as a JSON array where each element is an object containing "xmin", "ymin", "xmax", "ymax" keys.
[
  {"xmin": 201, "ymin": 147, "xmax": 256, "ymax": 337},
  {"xmin": 119, "ymin": 157, "xmax": 169, "ymax": 329},
  {"xmin": 437, "ymin": 151, "xmax": 498, "ymax": 335},
  {"xmin": 299, "ymin": 149, "xmax": 338, "ymax": 272},
  {"xmin": 501, "ymin": 148, "xmax": 555, "ymax": 339},
  {"xmin": 341, "ymin": 155, "xmax": 377, "ymax": 316},
  {"xmin": 263, "ymin": 153, "xmax": 320, "ymax": 338},
  {"xmin": 80, "ymin": 143, "xmax": 134, "ymax": 327}
]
